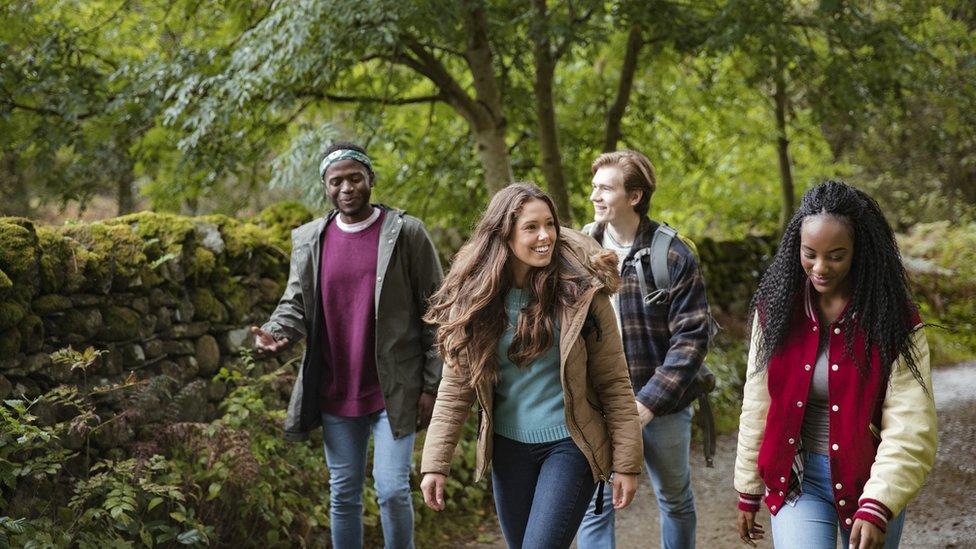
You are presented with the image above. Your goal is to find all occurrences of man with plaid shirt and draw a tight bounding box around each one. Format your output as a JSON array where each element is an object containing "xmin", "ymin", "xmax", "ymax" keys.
[{"xmin": 576, "ymin": 150, "xmax": 712, "ymax": 549}]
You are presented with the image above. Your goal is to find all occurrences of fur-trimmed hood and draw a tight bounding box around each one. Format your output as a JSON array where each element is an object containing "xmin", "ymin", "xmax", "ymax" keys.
[{"xmin": 559, "ymin": 227, "xmax": 620, "ymax": 295}]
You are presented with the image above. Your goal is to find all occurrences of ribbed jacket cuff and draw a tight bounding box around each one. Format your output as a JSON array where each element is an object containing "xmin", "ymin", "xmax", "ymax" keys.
[
  {"xmin": 854, "ymin": 498, "xmax": 892, "ymax": 532},
  {"xmin": 737, "ymin": 492, "xmax": 762, "ymax": 512}
]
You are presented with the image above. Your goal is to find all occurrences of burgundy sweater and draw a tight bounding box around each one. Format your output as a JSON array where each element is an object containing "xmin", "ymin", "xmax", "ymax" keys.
[{"xmin": 318, "ymin": 211, "xmax": 386, "ymax": 416}]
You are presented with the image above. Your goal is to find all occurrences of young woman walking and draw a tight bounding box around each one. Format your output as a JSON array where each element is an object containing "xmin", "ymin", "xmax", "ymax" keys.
[
  {"xmin": 420, "ymin": 183, "xmax": 643, "ymax": 548},
  {"xmin": 734, "ymin": 181, "xmax": 937, "ymax": 549}
]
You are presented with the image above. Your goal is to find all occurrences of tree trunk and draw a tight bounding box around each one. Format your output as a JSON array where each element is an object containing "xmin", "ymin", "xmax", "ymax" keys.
[
  {"xmin": 462, "ymin": 0, "xmax": 513, "ymax": 194},
  {"xmin": 603, "ymin": 23, "xmax": 643, "ymax": 152},
  {"xmin": 773, "ymin": 56, "xmax": 795, "ymax": 230},
  {"xmin": 472, "ymin": 123, "xmax": 514, "ymax": 194},
  {"xmin": 117, "ymin": 173, "xmax": 135, "ymax": 215},
  {"xmin": 0, "ymin": 152, "xmax": 31, "ymax": 216},
  {"xmin": 531, "ymin": 0, "xmax": 572, "ymax": 224}
]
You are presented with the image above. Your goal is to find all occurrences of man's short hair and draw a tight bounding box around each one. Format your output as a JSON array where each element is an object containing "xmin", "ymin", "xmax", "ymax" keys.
[
  {"xmin": 321, "ymin": 141, "xmax": 374, "ymax": 183},
  {"xmin": 591, "ymin": 150, "xmax": 656, "ymax": 216}
]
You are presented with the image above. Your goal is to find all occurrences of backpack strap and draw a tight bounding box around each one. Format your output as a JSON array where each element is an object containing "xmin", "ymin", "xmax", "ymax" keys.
[
  {"xmin": 650, "ymin": 224, "xmax": 677, "ymax": 293},
  {"xmin": 628, "ymin": 224, "xmax": 676, "ymax": 306}
]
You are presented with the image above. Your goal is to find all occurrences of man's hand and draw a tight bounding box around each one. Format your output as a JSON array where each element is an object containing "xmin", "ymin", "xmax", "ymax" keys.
[
  {"xmin": 736, "ymin": 510, "xmax": 764, "ymax": 546},
  {"xmin": 849, "ymin": 519, "xmax": 885, "ymax": 549},
  {"xmin": 420, "ymin": 473, "xmax": 447, "ymax": 511},
  {"xmin": 636, "ymin": 400, "xmax": 654, "ymax": 427},
  {"xmin": 417, "ymin": 392, "xmax": 436, "ymax": 429},
  {"xmin": 250, "ymin": 326, "xmax": 290, "ymax": 354},
  {"xmin": 612, "ymin": 473, "xmax": 638, "ymax": 510}
]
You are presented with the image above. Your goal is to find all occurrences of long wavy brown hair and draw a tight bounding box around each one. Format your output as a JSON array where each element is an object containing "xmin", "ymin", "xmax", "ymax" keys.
[{"xmin": 424, "ymin": 183, "xmax": 591, "ymax": 388}]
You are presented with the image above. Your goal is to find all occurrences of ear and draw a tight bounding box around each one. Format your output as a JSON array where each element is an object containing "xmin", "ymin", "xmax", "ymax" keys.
[{"xmin": 629, "ymin": 189, "xmax": 643, "ymax": 207}]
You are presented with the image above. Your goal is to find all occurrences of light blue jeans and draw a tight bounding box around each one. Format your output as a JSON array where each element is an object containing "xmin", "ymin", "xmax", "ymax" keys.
[
  {"xmin": 576, "ymin": 406, "xmax": 697, "ymax": 549},
  {"xmin": 771, "ymin": 452, "xmax": 905, "ymax": 548},
  {"xmin": 321, "ymin": 410, "xmax": 416, "ymax": 549}
]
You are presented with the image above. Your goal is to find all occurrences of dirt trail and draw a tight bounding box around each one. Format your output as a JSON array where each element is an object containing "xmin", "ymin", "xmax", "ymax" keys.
[{"xmin": 465, "ymin": 361, "xmax": 976, "ymax": 548}]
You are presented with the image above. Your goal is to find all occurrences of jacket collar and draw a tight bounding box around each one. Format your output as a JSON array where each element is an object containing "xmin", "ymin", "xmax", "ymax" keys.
[{"xmin": 590, "ymin": 216, "xmax": 659, "ymax": 262}]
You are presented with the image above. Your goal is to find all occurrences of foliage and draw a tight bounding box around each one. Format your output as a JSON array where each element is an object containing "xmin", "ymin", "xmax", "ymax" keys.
[
  {"xmin": 0, "ymin": 350, "xmax": 493, "ymax": 547},
  {"xmin": 897, "ymin": 222, "xmax": 976, "ymax": 365}
]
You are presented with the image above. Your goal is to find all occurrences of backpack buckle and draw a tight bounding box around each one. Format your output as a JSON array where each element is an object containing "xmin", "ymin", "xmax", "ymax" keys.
[{"xmin": 644, "ymin": 288, "xmax": 669, "ymax": 305}]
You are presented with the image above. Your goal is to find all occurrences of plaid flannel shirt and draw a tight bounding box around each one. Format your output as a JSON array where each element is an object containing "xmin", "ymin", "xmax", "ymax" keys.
[{"xmin": 588, "ymin": 217, "xmax": 711, "ymax": 416}]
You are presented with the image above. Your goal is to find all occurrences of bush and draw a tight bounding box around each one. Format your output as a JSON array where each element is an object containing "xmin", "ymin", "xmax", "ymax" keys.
[
  {"xmin": 898, "ymin": 222, "xmax": 976, "ymax": 365},
  {"xmin": 0, "ymin": 351, "xmax": 494, "ymax": 548}
]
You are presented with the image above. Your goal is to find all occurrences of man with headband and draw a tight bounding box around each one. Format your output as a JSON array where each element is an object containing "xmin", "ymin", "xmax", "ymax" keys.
[{"xmin": 252, "ymin": 141, "xmax": 444, "ymax": 548}]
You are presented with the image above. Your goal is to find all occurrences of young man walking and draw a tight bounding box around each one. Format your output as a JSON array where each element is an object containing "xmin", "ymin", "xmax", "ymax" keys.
[
  {"xmin": 251, "ymin": 141, "xmax": 443, "ymax": 549},
  {"xmin": 576, "ymin": 150, "xmax": 711, "ymax": 549}
]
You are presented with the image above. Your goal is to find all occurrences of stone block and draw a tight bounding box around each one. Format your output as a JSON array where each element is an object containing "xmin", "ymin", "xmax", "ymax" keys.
[
  {"xmin": 220, "ymin": 327, "xmax": 252, "ymax": 355},
  {"xmin": 194, "ymin": 335, "xmax": 220, "ymax": 376},
  {"xmin": 160, "ymin": 339, "xmax": 195, "ymax": 356},
  {"xmin": 163, "ymin": 322, "xmax": 210, "ymax": 339}
]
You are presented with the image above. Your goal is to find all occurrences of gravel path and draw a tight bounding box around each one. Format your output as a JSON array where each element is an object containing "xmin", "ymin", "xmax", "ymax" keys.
[{"xmin": 463, "ymin": 361, "xmax": 976, "ymax": 548}]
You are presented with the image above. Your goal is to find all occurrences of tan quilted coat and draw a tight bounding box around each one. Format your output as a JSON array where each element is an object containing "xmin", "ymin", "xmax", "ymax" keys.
[{"xmin": 420, "ymin": 228, "xmax": 643, "ymax": 482}]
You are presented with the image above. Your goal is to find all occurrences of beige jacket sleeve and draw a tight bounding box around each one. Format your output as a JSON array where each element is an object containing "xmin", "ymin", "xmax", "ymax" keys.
[
  {"xmin": 733, "ymin": 316, "xmax": 769, "ymax": 496},
  {"xmin": 586, "ymin": 292, "xmax": 644, "ymax": 475},
  {"xmin": 420, "ymin": 359, "xmax": 477, "ymax": 476},
  {"xmin": 860, "ymin": 327, "xmax": 937, "ymax": 515}
]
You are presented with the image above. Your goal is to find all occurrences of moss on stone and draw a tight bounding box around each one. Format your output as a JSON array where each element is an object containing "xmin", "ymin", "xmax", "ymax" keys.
[
  {"xmin": 97, "ymin": 306, "xmax": 141, "ymax": 341},
  {"xmin": 187, "ymin": 247, "xmax": 217, "ymax": 281},
  {"xmin": 215, "ymin": 279, "xmax": 249, "ymax": 323},
  {"xmin": 31, "ymin": 294, "xmax": 73, "ymax": 315},
  {"xmin": 19, "ymin": 314, "xmax": 43, "ymax": 353},
  {"xmin": 0, "ymin": 301, "xmax": 26, "ymax": 331},
  {"xmin": 0, "ymin": 328, "xmax": 21, "ymax": 357},
  {"xmin": 253, "ymin": 201, "xmax": 313, "ymax": 239},
  {"xmin": 62, "ymin": 222, "xmax": 148, "ymax": 288},
  {"xmin": 0, "ymin": 220, "xmax": 39, "ymax": 284},
  {"xmin": 0, "ymin": 269, "xmax": 11, "ymax": 292},
  {"xmin": 37, "ymin": 228, "xmax": 90, "ymax": 294},
  {"xmin": 190, "ymin": 288, "xmax": 228, "ymax": 323}
]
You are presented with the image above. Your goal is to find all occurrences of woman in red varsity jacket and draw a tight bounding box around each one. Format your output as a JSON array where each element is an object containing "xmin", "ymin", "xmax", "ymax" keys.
[{"xmin": 733, "ymin": 181, "xmax": 937, "ymax": 549}]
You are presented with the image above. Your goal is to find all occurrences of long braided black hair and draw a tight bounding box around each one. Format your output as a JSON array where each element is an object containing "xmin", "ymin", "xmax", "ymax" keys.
[{"xmin": 751, "ymin": 180, "xmax": 926, "ymax": 388}]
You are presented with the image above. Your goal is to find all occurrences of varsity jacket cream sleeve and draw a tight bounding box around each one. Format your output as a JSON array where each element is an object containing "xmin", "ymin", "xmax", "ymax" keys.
[
  {"xmin": 733, "ymin": 316, "xmax": 768, "ymax": 511},
  {"xmin": 856, "ymin": 327, "xmax": 937, "ymax": 530}
]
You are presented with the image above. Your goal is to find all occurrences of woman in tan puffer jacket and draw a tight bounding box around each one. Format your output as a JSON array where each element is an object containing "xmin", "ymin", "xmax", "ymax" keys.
[{"xmin": 419, "ymin": 183, "xmax": 643, "ymax": 549}]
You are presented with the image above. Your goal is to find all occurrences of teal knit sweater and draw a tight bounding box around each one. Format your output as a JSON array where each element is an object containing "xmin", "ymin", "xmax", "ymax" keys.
[{"xmin": 493, "ymin": 289, "xmax": 570, "ymax": 443}]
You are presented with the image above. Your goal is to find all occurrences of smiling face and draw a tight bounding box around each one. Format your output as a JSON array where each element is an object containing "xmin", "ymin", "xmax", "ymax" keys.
[
  {"xmin": 799, "ymin": 214, "xmax": 854, "ymax": 299},
  {"xmin": 323, "ymin": 158, "xmax": 373, "ymax": 223},
  {"xmin": 590, "ymin": 166, "xmax": 642, "ymax": 224},
  {"xmin": 507, "ymin": 198, "xmax": 557, "ymax": 287}
]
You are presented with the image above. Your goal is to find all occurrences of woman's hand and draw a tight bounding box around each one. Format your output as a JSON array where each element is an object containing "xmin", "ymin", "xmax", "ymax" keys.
[
  {"xmin": 420, "ymin": 473, "xmax": 447, "ymax": 511},
  {"xmin": 736, "ymin": 510, "xmax": 764, "ymax": 546},
  {"xmin": 612, "ymin": 473, "xmax": 638, "ymax": 510},
  {"xmin": 849, "ymin": 519, "xmax": 885, "ymax": 549}
]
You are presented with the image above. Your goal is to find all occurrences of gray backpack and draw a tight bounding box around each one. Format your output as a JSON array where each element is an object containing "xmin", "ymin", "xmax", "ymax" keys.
[{"xmin": 584, "ymin": 222, "xmax": 718, "ymax": 467}]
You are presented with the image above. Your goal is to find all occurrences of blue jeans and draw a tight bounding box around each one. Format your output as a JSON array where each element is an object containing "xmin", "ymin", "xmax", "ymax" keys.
[
  {"xmin": 491, "ymin": 434, "xmax": 597, "ymax": 549},
  {"xmin": 321, "ymin": 410, "xmax": 416, "ymax": 549},
  {"xmin": 771, "ymin": 452, "xmax": 906, "ymax": 548},
  {"xmin": 577, "ymin": 406, "xmax": 696, "ymax": 549}
]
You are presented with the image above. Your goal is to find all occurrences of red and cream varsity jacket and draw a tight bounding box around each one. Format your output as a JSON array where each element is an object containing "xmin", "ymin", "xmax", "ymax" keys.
[{"xmin": 733, "ymin": 289, "xmax": 937, "ymax": 532}]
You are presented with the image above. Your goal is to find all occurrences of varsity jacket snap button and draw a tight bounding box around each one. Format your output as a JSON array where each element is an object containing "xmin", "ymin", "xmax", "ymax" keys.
[
  {"xmin": 771, "ymin": 505, "xmax": 777, "ymax": 512},
  {"xmin": 780, "ymin": 476, "xmax": 786, "ymax": 483},
  {"xmin": 779, "ymin": 491, "xmax": 784, "ymax": 496},
  {"xmin": 796, "ymin": 401, "xmax": 804, "ymax": 407},
  {"xmin": 839, "ymin": 499, "xmax": 846, "ymax": 506},
  {"xmin": 812, "ymin": 326, "xmax": 817, "ymax": 331},
  {"xmin": 832, "ymin": 405, "xmax": 839, "ymax": 412},
  {"xmin": 788, "ymin": 438, "xmax": 795, "ymax": 445},
  {"xmin": 834, "ymin": 327, "xmax": 841, "ymax": 334},
  {"xmin": 832, "ymin": 443, "xmax": 839, "ymax": 451},
  {"xmin": 804, "ymin": 364, "xmax": 811, "ymax": 371},
  {"xmin": 845, "ymin": 518, "xmax": 852, "ymax": 525},
  {"xmin": 835, "ymin": 483, "xmax": 843, "ymax": 490},
  {"xmin": 831, "ymin": 364, "xmax": 839, "ymax": 371}
]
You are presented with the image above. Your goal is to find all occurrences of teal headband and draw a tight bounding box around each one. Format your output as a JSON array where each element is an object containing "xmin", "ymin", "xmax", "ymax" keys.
[{"xmin": 319, "ymin": 149, "xmax": 374, "ymax": 180}]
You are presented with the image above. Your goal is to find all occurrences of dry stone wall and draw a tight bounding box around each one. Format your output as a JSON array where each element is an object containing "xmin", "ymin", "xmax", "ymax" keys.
[{"xmin": 0, "ymin": 203, "xmax": 313, "ymax": 449}]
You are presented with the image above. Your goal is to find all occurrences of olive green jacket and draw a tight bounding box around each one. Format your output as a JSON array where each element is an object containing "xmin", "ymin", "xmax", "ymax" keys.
[
  {"xmin": 420, "ymin": 228, "xmax": 643, "ymax": 482},
  {"xmin": 262, "ymin": 206, "xmax": 444, "ymax": 441}
]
